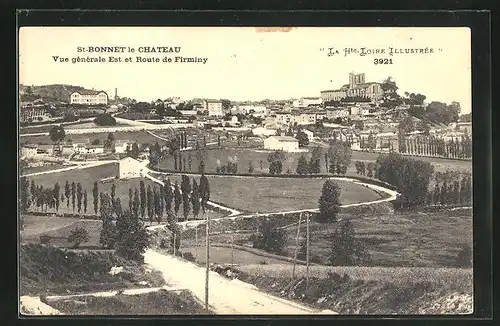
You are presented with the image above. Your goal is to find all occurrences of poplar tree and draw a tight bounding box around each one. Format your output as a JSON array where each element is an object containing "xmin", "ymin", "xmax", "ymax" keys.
[
  {"xmin": 174, "ymin": 181, "xmax": 182, "ymax": 216},
  {"xmin": 92, "ymin": 181, "xmax": 99, "ymax": 214},
  {"xmin": 139, "ymin": 180, "xmax": 146, "ymax": 219},
  {"xmin": 65, "ymin": 181, "xmax": 71, "ymax": 208},
  {"xmin": 76, "ymin": 182, "xmax": 83, "ymax": 214},
  {"xmin": 191, "ymin": 179, "xmax": 201, "ymax": 220},
  {"xmin": 163, "ymin": 178, "xmax": 173, "ymax": 212},
  {"xmin": 147, "ymin": 185, "xmax": 154, "ymax": 222},
  {"xmin": 71, "ymin": 181, "xmax": 76, "ymax": 214},
  {"xmin": 83, "ymin": 190, "xmax": 88, "ymax": 214}
]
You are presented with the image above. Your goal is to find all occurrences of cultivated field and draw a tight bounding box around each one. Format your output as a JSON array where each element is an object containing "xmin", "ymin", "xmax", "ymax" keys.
[{"xmin": 165, "ymin": 174, "xmax": 382, "ymax": 213}]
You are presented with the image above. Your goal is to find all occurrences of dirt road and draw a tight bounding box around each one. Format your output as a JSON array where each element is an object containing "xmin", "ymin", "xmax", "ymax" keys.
[{"xmin": 143, "ymin": 249, "xmax": 336, "ymax": 315}]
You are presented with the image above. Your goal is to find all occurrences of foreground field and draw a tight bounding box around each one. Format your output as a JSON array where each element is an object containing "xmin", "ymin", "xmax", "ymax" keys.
[
  {"xmin": 19, "ymin": 244, "xmax": 165, "ymax": 296},
  {"xmin": 47, "ymin": 290, "xmax": 210, "ymax": 315},
  {"xmin": 233, "ymin": 263, "xmax": 472, "ymax": 314},
  {"xmin": 185, "ymin": 209, "xmax": 473, "ymax": 268},
  {"xmin": 165, "ymin": 174, "xmax": 382, "ymax": 213}
]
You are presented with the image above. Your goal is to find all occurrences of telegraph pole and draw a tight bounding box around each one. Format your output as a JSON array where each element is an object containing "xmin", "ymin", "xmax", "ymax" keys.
[
  {"xmin": 292, "ymin": 213, "xmax": 303, "ymax": 281},
  {"xmin": 231, "ymin": 233, "xmax": 234, "ymax": 266},
  {"xmin": 205, "ymin": 209, "xmax": 210, "ymax": 310},
  {"xmin": 306, "ymin": 212, "xmax": 310, "ymax": 294},
  {"xmin": 195, "ymin": 226, "xmax": 198, "ymax": 263}
]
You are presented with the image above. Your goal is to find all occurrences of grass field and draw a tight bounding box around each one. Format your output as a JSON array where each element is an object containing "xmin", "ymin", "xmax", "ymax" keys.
[
  {"xmin": 165, "ymin": 174, "xmax": 382, "ymax": 213},
  {"xmin": 159, "ymin": 145, "xmax": 472, "ymax": 175},
  {"xmin": 186, "ymin": 209, "xmax": 472, "ymax": 268},
  {"xmin": 24, "ymin": 163, "xmax": 225, "ymax": 221},
  {"xmin": 23, "ymin": 164, "xmax": 76, "ymax": 175},
  {"xmin": 20, "ymin": 130, "xmax": 161, "ymax": 145},
  {"xmin": 48, "ymin": 290, "xmax": 210, "ymax": 315},
  {"xmin": 282, "ymin": 211, "xmax": 473, "ymax": 267},
  {"xmin": 181, "ymin": 245, "xmax": 291, "ymax": 266},
  {"xmin": 21, "ymin": 215, "xmax": 103, "ymax": 248}
]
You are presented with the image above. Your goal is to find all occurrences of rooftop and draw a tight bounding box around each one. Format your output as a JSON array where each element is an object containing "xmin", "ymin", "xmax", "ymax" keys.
[{"xmin": 71, "ymin": 90, "xmax": 108, "ymax": 96}]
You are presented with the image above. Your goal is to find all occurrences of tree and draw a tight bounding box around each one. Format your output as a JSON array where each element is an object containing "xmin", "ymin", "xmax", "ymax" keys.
[
  {"xmin": 318, "ymin": 180, "xmax": 341, "ymax": 223},
  {"xmin": 191, "ymin": 179, "xmax": 201, "ymax": 220},
  {"xmin": 199, "ymin": 175, "xmax": 210, "ymax": 212},
  {"xmin": 133, "ymin": 188, "xmax": 140, "ymax": 219},
  {"xmin": 153, "ymin": 186, "xmax": 162, "ymax": 223},
  {"xmin": 296, "ymin": 130, "xmax": 309, "ymax": 147},
  {"xmin": 355, "ymin": 120, "xmax": 364, "ymax": 130},
  {"xmin": 267, "ymin": 150, "xmax": 286, "ymax": 175},
  {"xmin": 104, "ymin": 132, "xmax": 116, "ymax": 153},
  {"xmin": 328, "ymin": 140, "xmax": 352, "ymax": 175},
  {"xmin": 83, "ymin": 190, "xmax": 88, "ymax": 214},
  {"xmin": 94, "ymin": 113, "xmax": 117, "ymax": 126},
  {"xmin": 127, "ymin": 143, "xmax": 140, "ymax": 159},
  {"xmin": 71, "ymin": 182, "xmax": 76, "ymax": 214},
  {"xmin": 146, "ymin": 185, "xmax": 154, "ymax": 222},
  {"xmin": 248, "ymin": 162, "xmax": 254, "ymax": 174},
  {"xmin": 380, "ymin": 76, "xmax": 403, "ymax": 109},
  {"xmin": 92, "ymin": 181, "xmax": 99, "ymax": 214},
  {"xmin": 366, "ymin": 162, "xmax": 375, "ymax": 178},
  {"xmin": 181, "ymin": 175, "xmax": 191, "ymax": 220},
  {"xmin": 128, "ymin": 188, "xmax": 133, "ymax": 212},
  {"xmin": 398, "ymin": 117, "xmax": 415, "ymax": 135},
  {"xmin": 53, "ymin": 182, "xmax": 60, "ymax": 212},
  {"xmin": 76, "ymin": 182, "xmax": 83, "ymax": 214},
  {"xmin": 174, "ymin": 181, "xmax": 182, "ymax": 216},
  {"xmin": 296, "ymin": 154, "xmax": 310, "ymax": 175},
  {"xmin": 65, "ymin": 181, "xmax": 71, "ymax": 208},
  {"xmin": 68, "ymin": 227, "xmax": 89, "ymax": 248},
  {"xmin": 20, "ymin": 176, "xmax": 31, "ymax": 213},
  {"xmin": 139, "ymin": 180, "xmax": 146, "ymax": 219},
  {"xmin": 329, "ymin": 220, "xmax": 370, "ymax": 266},
  {"xmin": 252, "ymin": 219, "xmax": 288, "ymax": 255},
  {"xmin": 115, "ymin": 210, "xmax": 150, "ymax": 263},
  {"xmin": 99, "ymin": 193, "xmax": 117, "ymax": 249},
  {"xmin": 376, "ymin": 152, "xmax": 434, "ymax": 207},
  {"xmin": 163, "ymin": 178, "xmax": 173, "ymax": 212},
  {"xmin": 30, "ymin": 180, "xmax": 36, "ymax": 205},
  {"xmin": 49, "ymin": 125, "xmax": 66, "ymax": 144},
  {"xmin": 309, "ymin": 146, "xmax": 322, "ymax": 174}
]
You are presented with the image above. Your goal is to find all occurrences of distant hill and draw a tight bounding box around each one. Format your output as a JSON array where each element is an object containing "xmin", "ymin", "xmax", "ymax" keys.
[{"xmin": 19, "ymin": 84, "xmax": 101, "ymax": 103}]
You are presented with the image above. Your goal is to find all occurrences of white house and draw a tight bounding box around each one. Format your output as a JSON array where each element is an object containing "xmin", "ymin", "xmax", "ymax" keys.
[
  {"xmin": 205, "ymin": 100, "xmax": 224, "ymax": 117},
  {"xmin": 114, "ymin": 140, "xmax": 131, "ymax": 154},
  {"xmin": 118, "ymin": 157, "xmax": 145, "ymax": 179},
  {"xmin": 252, "ymin": 127, "xmax": 277, "ymax": 137},
  {"xmin": 20, "ymin": 144, "xmax": 38, "ymax": 159},
  {"xmin": 303, "ymin": 129, "xmax": 314, "ymax": 141},
  {"xmin": 70, "ymin": 90, "xmax": 108, "ymax": 105},
  {"xmin": 264, "ymin": 136, "xmax": 299, "ymax": 152}
]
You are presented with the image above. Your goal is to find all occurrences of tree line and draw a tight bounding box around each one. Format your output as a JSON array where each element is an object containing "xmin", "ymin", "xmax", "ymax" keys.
[{"xmin": 398, "ymin": 134, "xmax": 472, "ymax": 159}]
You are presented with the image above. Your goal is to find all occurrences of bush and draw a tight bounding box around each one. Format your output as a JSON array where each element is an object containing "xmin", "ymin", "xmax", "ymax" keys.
[
  {"xmin": 455, "ymin": 244, "xmax": 472, "ymax": 267},
  {"xmin": 329, "ymin": 220, "xmax": 371, "ymax": 266},
  {"xmin": 251, "ymin": 219, "xmax": 288, "ymax": 255},
  {"xmin": 67, "ymin": 227, "xmax": 90, "ymax": 248},
  {"xmin": 94, "ymin": 113, "xmax": 117, "ymax": 126},
  {"xmin": 183, "ymin": 252, "xmax": 196, "ymax": 262}
]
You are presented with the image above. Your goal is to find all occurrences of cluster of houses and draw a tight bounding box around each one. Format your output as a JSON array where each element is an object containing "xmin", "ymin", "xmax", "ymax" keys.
[{"xmin": 20, "ymin": 139, "xmax": 132, "ymax": 160}]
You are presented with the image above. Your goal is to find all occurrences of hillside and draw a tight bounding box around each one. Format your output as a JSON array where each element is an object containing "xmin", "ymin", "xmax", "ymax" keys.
[{"xmin": 20, "ymin": 84, "xmax": 99, "ymax": 103}]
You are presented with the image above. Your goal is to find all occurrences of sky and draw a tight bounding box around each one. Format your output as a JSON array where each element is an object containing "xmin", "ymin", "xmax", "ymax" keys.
[{"xmin": 19, "ymin": 27, "xmax": 471, "ymax": 113}]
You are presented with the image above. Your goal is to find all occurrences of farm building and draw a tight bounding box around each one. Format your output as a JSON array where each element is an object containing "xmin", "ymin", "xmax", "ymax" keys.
[
  {"xmin": 118, "ymin": 157, "xmax": 145, "ymax": 179},
  {"xmin": 264, "ymin": 136, "xmax": 299, "ymax": 152},
  {"xmin": 20, "ymin": 143, "xmax": 38, "ymax": 159}
]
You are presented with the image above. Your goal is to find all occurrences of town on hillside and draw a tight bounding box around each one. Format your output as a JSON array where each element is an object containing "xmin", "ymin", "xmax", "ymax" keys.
[
  {"xmin": 19, "ymin": 72, "xmax": 472, "ymax": 165},
  {"xmin": 19, "ymin": 72, "xmax": 473, "ymax": 316}
]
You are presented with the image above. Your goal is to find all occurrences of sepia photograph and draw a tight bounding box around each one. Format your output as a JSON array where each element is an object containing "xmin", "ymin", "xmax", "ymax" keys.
[{"xmin": 18, "ymin": 26, "xmax": 473, "ymax": 316}]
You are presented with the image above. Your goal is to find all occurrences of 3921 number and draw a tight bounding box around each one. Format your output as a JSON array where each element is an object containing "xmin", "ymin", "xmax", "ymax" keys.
[{"xmin": 374, "ymin": 58, "xmax": 393, "ymax": 65}]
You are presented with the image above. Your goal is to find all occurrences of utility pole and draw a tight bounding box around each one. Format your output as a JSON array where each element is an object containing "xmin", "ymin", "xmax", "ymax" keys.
[
  {"xmin": 195, "ymin": 226, "xmax": 198, "ymax": 263},
  {"xmin": 290, "ymin": 213, "xmax": 302, "ymax": 299},
  {"xmin": 291, "ymin": 213, "xmax": 303, "ymax": 281},
  {"xmin": 306, "ymin": 212, "xmax": 310, "ymax": 295},
  {"xmin": 205, "ymin": 209, "xmax": 210, "ymax": 310},
  {"xmin": 231, "ymin": 233, "xmax": 234, "ymax": 266}
]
